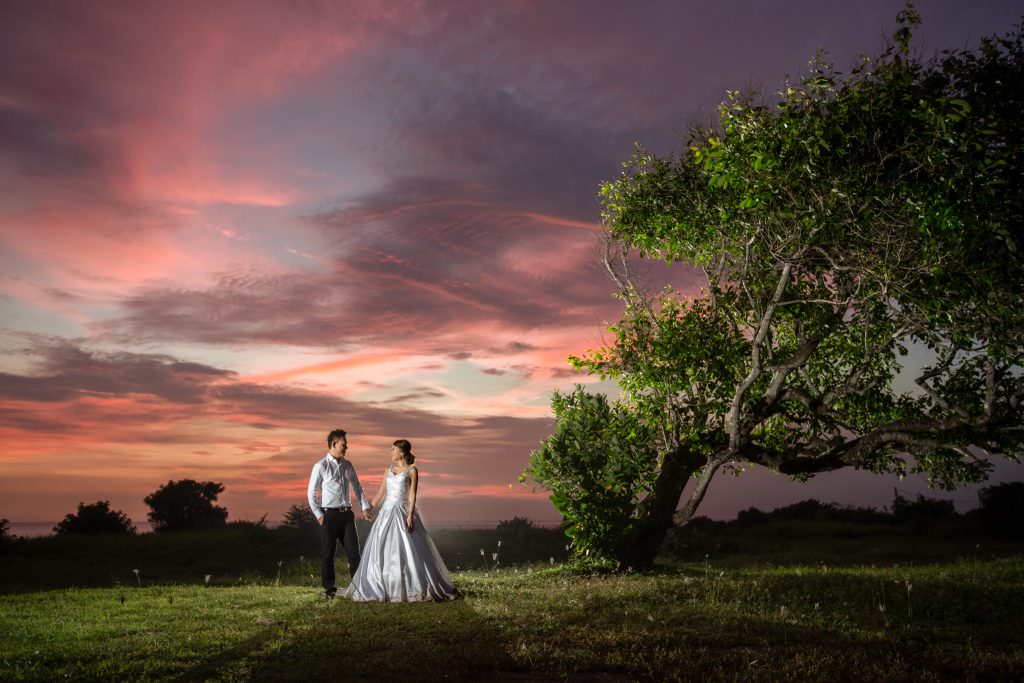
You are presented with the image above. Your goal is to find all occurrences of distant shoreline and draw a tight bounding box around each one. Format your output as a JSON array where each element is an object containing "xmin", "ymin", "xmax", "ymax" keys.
[{"xmin": 6, "ymin": 519, "xmax": 565, "ymax": 538}]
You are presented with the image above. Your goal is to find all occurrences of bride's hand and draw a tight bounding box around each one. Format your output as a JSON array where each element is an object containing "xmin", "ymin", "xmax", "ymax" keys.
[{"xmin": 405, "ymin": 516, "xmax": 414, "ymax": 532}]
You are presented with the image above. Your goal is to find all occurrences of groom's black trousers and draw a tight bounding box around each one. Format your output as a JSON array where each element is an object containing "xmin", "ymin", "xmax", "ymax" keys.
[{"xmin": 320, "ymin": 508, "xmax": 360, "ymax": 592}]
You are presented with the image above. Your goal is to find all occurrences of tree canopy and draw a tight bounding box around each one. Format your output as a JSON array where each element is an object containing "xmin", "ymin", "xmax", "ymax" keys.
[
  {"xmin": 280, "ymin": 503, "xmax": 318, "ymax": 532},
  {"xmin": 53, "ymin": 500, "xmax": 135, "ymax": 535},
  {"xmin": 144, "ymin": 479, "xmax": 228, "ymax": 533},
  {"xmin": 525, "ymin": 7, "xmax": 1024, "ymax": 569}
]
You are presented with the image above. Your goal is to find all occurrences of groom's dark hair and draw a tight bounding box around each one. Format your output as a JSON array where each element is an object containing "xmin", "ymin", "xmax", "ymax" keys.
[{"xmin": 327, "ymin": 428, "xmax": 347, "ymax": 448}]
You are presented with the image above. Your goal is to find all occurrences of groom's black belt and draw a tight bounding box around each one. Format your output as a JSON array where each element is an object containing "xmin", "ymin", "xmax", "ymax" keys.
[{"xmin": 323, "ymin": 506, "xmax": 351, "ymax": 511}]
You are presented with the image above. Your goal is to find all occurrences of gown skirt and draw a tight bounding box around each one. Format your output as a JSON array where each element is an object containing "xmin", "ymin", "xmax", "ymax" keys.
[{"xmin": 342, "ymin": 468, "xmax": 456, "ymax": 602}]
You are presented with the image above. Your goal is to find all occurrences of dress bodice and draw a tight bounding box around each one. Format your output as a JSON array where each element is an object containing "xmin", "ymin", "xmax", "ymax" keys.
[{"xmin": 384, "ymin": 467, "xmax": 410, "ymax": 504}]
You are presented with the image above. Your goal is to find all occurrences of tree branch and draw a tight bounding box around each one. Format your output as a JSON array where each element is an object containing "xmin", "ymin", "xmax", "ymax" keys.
[
  {"xmin": 914, "ymin": 347, "xmax": 972, "ymax": 420},
  {"xmin": 672, "ymin": 457, "xmax": 724, "ymax": 526},
  {"xmin": 600, "ymin": 230, "xmax": 653, "ymax": 319},
  {"xmin": 743, "ymin": 411, "xmax": 1017, "ymax": 476},
  {"xmin": 728, "ymin": 261, "xmax": 794, "ymax": 452}
]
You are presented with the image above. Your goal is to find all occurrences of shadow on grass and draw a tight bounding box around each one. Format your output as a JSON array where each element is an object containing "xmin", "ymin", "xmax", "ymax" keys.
[
  {"xmin": 0, "ymin": 527, "xmax": 319, "ymax": 594},
  {"xmin": 0, "ymin": 525, "xmax": 571, "ymax": 595},
  {"xmin": 662, "ymin": 519, "xmax": 1024, "ymax": 568},
  {"xmin": 457, "ymin": 564, "xmax": 1024, "ymax": 682},
  {"xmin": 172, "ymin": 594, "xmax": 513, "ymax": 683}
]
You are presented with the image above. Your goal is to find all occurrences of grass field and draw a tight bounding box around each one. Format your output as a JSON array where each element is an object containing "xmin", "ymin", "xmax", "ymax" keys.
[{"xmin": 1, "ymin": 521, "xmax": 1022, "ymax": 681}]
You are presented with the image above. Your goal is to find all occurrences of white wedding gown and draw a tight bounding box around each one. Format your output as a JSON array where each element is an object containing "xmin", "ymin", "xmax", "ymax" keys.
[{"xmin": 342, "ymin": 466, "xmax": 456, "ymax": 602}]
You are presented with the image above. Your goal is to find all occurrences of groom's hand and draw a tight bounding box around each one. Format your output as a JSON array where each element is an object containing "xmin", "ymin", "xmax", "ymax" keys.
[{"xmin": 317, "ymin": 516, "xmax": 324, "ymax": 526}]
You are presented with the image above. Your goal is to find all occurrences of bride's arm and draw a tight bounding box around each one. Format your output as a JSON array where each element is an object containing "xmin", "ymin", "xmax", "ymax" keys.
[
  {"xmin": 370, "ymin": 469, "xmax": 388, "ymax": 509},
  {"xmin": 405, "ymin": 466, "xmax": 418, "ymax": 531}
]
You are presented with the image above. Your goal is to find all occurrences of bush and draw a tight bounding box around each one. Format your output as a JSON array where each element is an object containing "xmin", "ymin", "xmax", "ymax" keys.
[
  {"xmin": 227, "ymin": 514, "xmax": 269, "ymax": 530},
  {"xmin": 820, "ymin": 504, "xmax": 892, "ymax": 525},
  {"xmin": 280, "ymin": 504, "xmax": 319, "ymax": 532},
  {"xmin": 53, "ymin": 501, "xmax": 135, "ymax": 535},
  {"xmin": 765, "ymin": 499, "xmax": 891, "ymax": 525},
  {"xmin": 735, "ymin": 507, "xmax": 769, "ymax": 526},
  {"xmin": 891, "ymin": 493, "xmax": 957, "ymax": 521},
  {"xmin": 0, "ymin": 518, "xmax": 11, "ymax": 551},
  {"xmin": 978, "ymin": 482, "xmax": 1024, "ymax": 539},
  {"xmin": 496, "ymin": 516, "xmax": 535, "ymax": 540},
  {"xmin": 523, "ymin": 386, "xmax": 660, "ymax": 563},
  {"xmin": 144, "ymin": 480, "xmax": 228, "ymax": 533}
]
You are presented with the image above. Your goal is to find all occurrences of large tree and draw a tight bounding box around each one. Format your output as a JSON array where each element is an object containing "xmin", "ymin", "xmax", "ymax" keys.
[{"xmin": 526, "ymin": 7, "xmax": 1023, "ymax": 569}]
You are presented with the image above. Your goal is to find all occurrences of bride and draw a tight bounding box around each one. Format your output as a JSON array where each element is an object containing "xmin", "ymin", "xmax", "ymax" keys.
[{"xmin": 342, "ymin": 439, "xmax": 456, "ymax": 602}]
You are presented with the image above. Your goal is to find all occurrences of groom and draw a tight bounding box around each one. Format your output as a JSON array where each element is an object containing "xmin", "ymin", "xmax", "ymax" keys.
[{"xmin": 307, "ymin": 428, "xmax": 372, "ymax": 597}]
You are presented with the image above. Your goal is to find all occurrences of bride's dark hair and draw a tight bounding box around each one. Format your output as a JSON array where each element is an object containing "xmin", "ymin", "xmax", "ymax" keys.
[{"xmin": 393, "ymin": 439, "xmax": 415, "ymax": 465}]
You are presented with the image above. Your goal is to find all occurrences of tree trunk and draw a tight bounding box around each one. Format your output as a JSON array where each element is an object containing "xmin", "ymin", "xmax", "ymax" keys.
[
  {"xmin": 621, "ymin": 515, "xmax": 672, "ymax": 571},
  {"xmin": 619, "ymin": 446, "xmax": 702, "ymax": 571}
]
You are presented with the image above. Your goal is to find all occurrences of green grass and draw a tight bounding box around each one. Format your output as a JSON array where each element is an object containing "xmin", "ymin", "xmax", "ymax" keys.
[
  {"xmin": 1, "ymin": 557, "xmax": 1022, "ymax": 682},
  {"xmin": 1, "ymin": 522, "xmax": 1022, "ymax": 681}
]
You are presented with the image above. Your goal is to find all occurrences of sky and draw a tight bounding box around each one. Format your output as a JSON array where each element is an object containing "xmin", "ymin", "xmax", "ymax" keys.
[{"xmin": 2, "ymin": 0, "xmax": 1022, "ymax": 529}]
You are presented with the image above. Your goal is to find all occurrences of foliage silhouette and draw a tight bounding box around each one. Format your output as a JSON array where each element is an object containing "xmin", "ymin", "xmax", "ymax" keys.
[
  {"xmin": 144, "ymin": 479, "xmax": 228, "ymax": 533},
  {"xmin": 280, "ymin": 503, "xmax": 318, "ymax": 532},
  {"xmin": 978, "ymin": 481, "xmax": 1024, "ymax": 538},
  {"xmin": 53, "ymin": 500, "xmax": 135, "ymax": 535}
]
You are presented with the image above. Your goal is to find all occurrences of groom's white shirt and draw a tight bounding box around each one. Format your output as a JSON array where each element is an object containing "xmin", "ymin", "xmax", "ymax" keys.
[{"xmin": 307, "ymin": 453, "xmax": 371, "ymax": 521}]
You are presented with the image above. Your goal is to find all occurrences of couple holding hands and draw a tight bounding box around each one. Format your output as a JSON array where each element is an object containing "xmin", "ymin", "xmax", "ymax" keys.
[{"xmin": 307, "ymin": 428, "xmax": 456, "ymax": 602}]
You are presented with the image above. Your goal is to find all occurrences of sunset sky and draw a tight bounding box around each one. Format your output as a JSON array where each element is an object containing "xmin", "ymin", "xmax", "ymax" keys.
[{"xmin": 2, "ymin": 1, "xmax": 1022, "ymax": 530}]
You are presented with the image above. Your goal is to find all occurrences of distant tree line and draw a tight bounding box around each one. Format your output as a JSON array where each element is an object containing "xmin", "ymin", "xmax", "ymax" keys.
[
  {"xmin": 728, "ymin": 483, "xmax": 1024, "ymax": 539},
  {"xmin": 3, "ymin": 479, "xmax": 1019, "ymax": 541}
]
